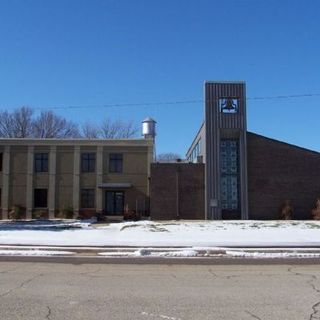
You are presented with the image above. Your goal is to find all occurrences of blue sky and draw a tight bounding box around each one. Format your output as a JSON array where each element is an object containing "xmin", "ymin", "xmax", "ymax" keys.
[{"xmin": 0, "ymin": 0, "xmax": 319, "ymax": 156}]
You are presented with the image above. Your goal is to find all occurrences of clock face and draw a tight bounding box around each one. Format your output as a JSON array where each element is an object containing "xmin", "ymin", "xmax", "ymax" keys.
[{"xmin": 219, "ymin": 98, "xmax": 238, "ymax": 113}]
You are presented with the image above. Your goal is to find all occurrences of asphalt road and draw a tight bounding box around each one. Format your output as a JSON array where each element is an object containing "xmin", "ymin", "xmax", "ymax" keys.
[{"xmin": 0, "ymin": 261, "xmax": 319, "ymax": 320}]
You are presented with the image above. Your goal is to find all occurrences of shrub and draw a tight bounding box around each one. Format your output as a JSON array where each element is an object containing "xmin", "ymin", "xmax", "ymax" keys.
[
  {"xmin": 32, "ymin": 209, "xmax": 47, "ymax": 220},
  {"xmin": 312, "ymin": 198, "xmax": 320, "ymax": 220},
  {"xmin": 9, "ymin": 205, "xmax": 24, "ymax": 220},
  {"xmin": 280, "ymin": 200, "xmax": 293, "ymax": 220},
  {"xmin": 57, "ymin": 207, "xmax": 74, "ymax": 219},
  {"xmin": 124, "ymin": 209, "xmax": 140, "ymax": 221}
]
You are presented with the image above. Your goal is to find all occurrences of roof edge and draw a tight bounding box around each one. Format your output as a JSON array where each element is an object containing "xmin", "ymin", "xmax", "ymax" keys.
[{"xmin": 247, "ymin": 131, "xmax": 320, "ymax": 155}]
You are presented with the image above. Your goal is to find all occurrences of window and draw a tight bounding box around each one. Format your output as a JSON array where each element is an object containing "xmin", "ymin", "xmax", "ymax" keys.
[
  {"xmin": 34, "ymin": 189, "xmax": 48, "ymax": 208},
  {"xmin": 35, "ymin": 153, "xmax": 48, "ymax": 172},
  {"xmin": 188, "ymin": 139, "xmax": 201, "ymax": 163},
  {"xmin": 220, "ymin": 140, "xmax": 239, "ymax": 210},
  {"xmin": 81, "ymin": 153, "xmax": 95, "ymax": 172},
  {"xmin": 0, "ymin": 153, "xmax": 2, "ymax": 171},
  {"xmin": 109, "ymin": 153, "xmax": 123, "ymax": 173},
  {"xmin": 81, "ymin": 189, "xmax": 95, "ymax": 208}
]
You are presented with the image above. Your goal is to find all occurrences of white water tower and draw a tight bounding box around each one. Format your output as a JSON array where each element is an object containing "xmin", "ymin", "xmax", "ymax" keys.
[{"xmin": 142, "ymin": 117, "xmax": 156, "ymax": 140}]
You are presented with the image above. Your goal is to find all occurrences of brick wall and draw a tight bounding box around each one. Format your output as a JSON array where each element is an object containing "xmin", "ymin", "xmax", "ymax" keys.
[
  {"xmin": 150, "ymin": 163, "xmax": 205, "ymax": 220},
  {"xmin": 150, "ymin": 134, "xmax": 320, "ymax": 220},
  {"xmin": 247, "ymin": 132, "xmax": 320, "ymax": 219}
]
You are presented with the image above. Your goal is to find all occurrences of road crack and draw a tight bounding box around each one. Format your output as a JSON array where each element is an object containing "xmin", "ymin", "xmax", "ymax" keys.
[
  {"xmin": 0, "ymin": 273, "xmax": 43, "ymax": 298},
  {"xmin": 45, "ymin": 306, "xmax": 52, "ymax": 320},
  {"xmin": 207, "ymin": 269, "xmax": 241, "ymax": 280},
  {"xmin": 208, "ymin": 268, "xmax": 217, "ymax": 277},
  {"xmin": 78, "ymin": 267, "xmax": 101, "ymax": 277},
  {"xmin": 0, "ymin": 266, "xmax": 21, "ymax": 274},
  {"xmin": 245, "ymin": 310, "xmax": 262, "ymax": 320},
  {"xmin": 288, "ymin": 267, "xmax": 320, "ymax": 320}
]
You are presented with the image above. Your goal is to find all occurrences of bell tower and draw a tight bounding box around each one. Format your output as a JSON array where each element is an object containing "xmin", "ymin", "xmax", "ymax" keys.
[{"xmin": 205, "ymin": 81, "xmax": 248, "ymax": 220}]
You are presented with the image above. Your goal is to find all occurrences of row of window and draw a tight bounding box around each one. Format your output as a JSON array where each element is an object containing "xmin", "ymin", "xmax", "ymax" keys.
[
  {"xmin": 34, "ymin": 188, "xmax": 96, "ymax": 208},
  {"xmin": 0, "ymin": 188, "xmax": 118, "ymax": 210},
  {"xmin": 187, "ymin": 139, "xmax": 202, "ymax": 163},
  {"xmin": 33, "ymin": 188, "xmax": 124, "ymax": 213},
  {"xmin": 0, "ymin": 152, "xmax": 123, "ymax": 173},
  {"xmin": 34, "ymin": 152, "xmax": 123, "ymax": 173}
]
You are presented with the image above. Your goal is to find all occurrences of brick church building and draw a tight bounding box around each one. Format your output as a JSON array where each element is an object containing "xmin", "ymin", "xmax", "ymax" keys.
[{"xmin": 150, "ymin": 81, "xmax": 320, "ymax": 220}]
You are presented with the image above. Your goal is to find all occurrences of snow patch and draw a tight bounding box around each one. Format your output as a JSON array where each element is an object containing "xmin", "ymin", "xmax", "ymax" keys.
[
  {"xmin": 99, "ymin": 249, "xmax": 198, "ymax": 258},
  {"xmin": 226, "ymin": 250, "xmax": 320, "ymax": 258},
  {"xmin": 0, "ymin": 250, "xmax": 75, "ymax": 256},
  {"xmin": 156, "ymin": 250, "xmax": 198, "ymax": 257}
]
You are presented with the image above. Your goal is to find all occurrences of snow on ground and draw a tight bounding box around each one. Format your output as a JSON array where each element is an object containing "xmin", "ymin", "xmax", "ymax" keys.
[
  {"xmin": 0, "ymin": 250, "xmax": 74, "ymax": 256},
  {"xmin": 225, "ymin": 250, "xmax": 320, "ymax": 258},
  {"xmin": 1, "ymin": 220, "xmax": 320, "ymax": 247},
  {"xmin": 99, "ymin": 249, "xmax": 199, "ymax": 257},
  {"xmin": 98, "ymin": 249, "xmax": 320, "ymax": 258},
  {"xmin": 0, "ymin": 219, "xmax": 92, "ymax": 231}
]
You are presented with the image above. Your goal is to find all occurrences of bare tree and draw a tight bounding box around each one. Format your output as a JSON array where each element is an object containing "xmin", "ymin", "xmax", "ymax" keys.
[
  {"xmin": 82, "ymin": 119, "xmax": 138, "ymax": 139},
  {"xmin": 99, "ymin": 119, "xmax": 120, "ymax": 139},
  {"xmin": 13, "ymin": 106, "xmax": 34, "ymax": 138},
  {"xmin": 0, "ymin": 111, "xmax": 16, "ymax": 137},
  {"xmin": 157, "ymin": 152, "xmax": 182, "ymax": 162},
  {"xmin": 0, "ymin": 106, "xmax": 34, "ymax": 138},
  {"xmin": 81, "ymin": 122, "xmax": 100, "ymax": 139},
  {"xmin": 32, "ymin": 111, "xmax": 79, "ymax": 138},
  {"xmin": 100, "ymin": 119, "xmax": 138, "ymax": 139},
  {"xmin": 0, "ymin": 107, "xmax": 137, "ymax": 139},
  {"xmin": 115, "ymin": 120, "xmax": 138, "ymax": 138}
]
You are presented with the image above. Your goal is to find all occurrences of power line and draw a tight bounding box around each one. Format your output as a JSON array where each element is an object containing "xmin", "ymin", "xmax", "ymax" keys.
[
  {"xmin": 247, "ymin": 93, "xmax": 320, "ymax": 100},
  {"xmin": 2, "ymin": 92, "xmax": 320, "ymax": 111},
  {"xmin": 33, "ymin": 99, "xmax": 203, "ymax": 110}
]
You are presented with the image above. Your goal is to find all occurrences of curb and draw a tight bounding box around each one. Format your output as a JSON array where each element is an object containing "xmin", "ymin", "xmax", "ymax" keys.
[
  {"xmin": 1, "ymin": 255, "xmax": 320, "ymax": 265},
  {"xmin": 1, "ymin": 246, "xmax": 320, "ymax": 259}
]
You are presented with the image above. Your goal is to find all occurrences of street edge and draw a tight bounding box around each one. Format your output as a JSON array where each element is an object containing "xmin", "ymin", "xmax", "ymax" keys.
[{"xmin": 1, "ymin": 255, "xmax": 320, "ymax": 265}]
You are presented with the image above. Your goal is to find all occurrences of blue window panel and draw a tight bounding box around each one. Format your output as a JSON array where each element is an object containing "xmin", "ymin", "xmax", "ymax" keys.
[
  {"xmin": 220, "ymin": 139, "xmax": 239, "ymax": 210},
  {"xmin": 221, "ymin": 176, "xmax": 238, "ymax": 210}
]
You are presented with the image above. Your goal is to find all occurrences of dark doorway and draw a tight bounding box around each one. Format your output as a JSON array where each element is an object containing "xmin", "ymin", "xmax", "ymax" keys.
[{"xmin": 105, "ymin": 191, "xmax": 124, "ymax": 215}]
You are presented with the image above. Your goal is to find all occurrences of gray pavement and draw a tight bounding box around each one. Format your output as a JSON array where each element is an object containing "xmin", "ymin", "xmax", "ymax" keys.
[{"xmin": 0, "ymin": 261, "xmax": 320, "ymax": 319}]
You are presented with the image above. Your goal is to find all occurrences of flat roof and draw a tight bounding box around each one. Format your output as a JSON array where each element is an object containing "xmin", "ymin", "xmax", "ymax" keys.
[
  {"xmin": 204, "ymin": 80, "xmax": 246, "ymax": 84},
  {"xmin": 0, "ymin": 138, "xmax": 153, "ymax": 147}
]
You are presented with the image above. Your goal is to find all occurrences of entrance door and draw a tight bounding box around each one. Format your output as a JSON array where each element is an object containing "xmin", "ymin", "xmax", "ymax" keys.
[{"xmin": 105, "ymin": 191, "xmax": 124, "ymax": 215}]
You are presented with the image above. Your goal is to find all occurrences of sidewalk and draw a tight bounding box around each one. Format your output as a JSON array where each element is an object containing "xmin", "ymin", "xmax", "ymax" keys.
[{"xmin": 1, "ymin": 244, "xmax": 320, "ymax": 259}]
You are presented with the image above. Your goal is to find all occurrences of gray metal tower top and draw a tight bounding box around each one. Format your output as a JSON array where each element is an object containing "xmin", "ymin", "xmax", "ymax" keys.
[{"xmin": 142, "ymin": 117, "xmax": 156, "ymax": 140}]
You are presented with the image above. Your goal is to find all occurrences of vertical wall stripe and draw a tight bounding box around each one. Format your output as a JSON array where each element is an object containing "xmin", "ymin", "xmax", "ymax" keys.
[
  {"xmin": 96, "ymin": 146, "xmax": 103, "ymax": 213},
  {"xmin": 73, "ymin": 146, "xmax": 80, "ymax": 217},
  {"xmin": 26, "ymin": 146, "xmax": 34, "ymax": 219},
  {"xmin": 48, "ymin": 145, "xmax": 57, "ymax": 219},
  {"xmin": 2, "ymin": 146, "xmax": 11, "ymax": 219}
]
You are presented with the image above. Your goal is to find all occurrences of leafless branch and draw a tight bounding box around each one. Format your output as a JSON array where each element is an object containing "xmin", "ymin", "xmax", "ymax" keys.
[
  {"xmin": 81, "ymin": 122, "xmax": 101, "ymax": 139},
  {"xmin": 0, "ymin": 106, "xmax": 33, "ymax": 138},
  {"xmin": 157, "ymin": 153, "xmax": 182, "ymax": 162},
  {"xmin": 32, "ymin": 111, "xmax": 79, "ymax": 138},
  {"xmin": 82, "ymin": 118, "xmax": 138, "ymax": 139}
]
